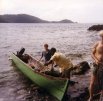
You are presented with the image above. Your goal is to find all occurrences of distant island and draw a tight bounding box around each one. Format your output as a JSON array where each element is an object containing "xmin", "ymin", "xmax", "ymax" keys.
[{"xmin": 0, "ymin": 14, "xmax": 74, "ymax": 23}]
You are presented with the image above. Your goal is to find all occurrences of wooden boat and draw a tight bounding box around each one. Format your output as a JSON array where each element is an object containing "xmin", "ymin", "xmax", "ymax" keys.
[{"xmin": 11, "ymin": 53, "xmax": 69, "ymax": 101}]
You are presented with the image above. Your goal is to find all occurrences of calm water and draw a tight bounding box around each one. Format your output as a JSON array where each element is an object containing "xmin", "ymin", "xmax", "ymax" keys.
[{"xmin": 0, "ymin": 23, "xmax": 100, "ymax": 101}]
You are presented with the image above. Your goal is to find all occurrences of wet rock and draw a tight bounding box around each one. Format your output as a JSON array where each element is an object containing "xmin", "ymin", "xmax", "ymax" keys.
[
  {"xmin": 66, "ymin": 53, "xmax": 86, "ymax": 60},
  {"xmin": 68, "ymin": 73, "xmax": 90, "ymax": 101},
  {"xmin": 72, "ymin": 61, "xmax": 90, "ymax": 75},
  {"xmin": 88, "ymin": 25, "xmax": 103, "ymax": 31}
]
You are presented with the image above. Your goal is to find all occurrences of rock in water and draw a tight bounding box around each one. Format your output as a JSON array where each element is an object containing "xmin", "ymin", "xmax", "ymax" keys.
[
  {"xmin": 88, "ymin": 25, "xmax": 103, "ymax": 31},
  {"xmin": 72, "ymin": 61, "xmax": 90, "ymax": 75}
]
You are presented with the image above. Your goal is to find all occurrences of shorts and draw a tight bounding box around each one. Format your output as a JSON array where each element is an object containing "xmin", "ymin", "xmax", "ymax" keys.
[{"xmin": 91, "ymin": 63, "xmax": 103, "ymax": 91}]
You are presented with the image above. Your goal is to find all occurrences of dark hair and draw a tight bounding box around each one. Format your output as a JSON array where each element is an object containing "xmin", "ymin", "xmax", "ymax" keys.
[
  {"xmin": 50, "ymin": 48, "xmax": 56, "ymax": 53},
  {"xmin": 44, "ymin": 44, "xmax": 48, "ymax": 47}
]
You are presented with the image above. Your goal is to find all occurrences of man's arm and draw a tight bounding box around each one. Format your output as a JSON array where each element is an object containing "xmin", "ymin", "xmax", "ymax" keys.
[
  {"xmin": 44, "ymin": 60, "xmax": 53, "ymax": 66},
  {"xmin": 45, "ymin": 53, "xmax": 56, "ymax": 66},
  {"xmin": 38, "ymin": 60, "xmax": 53, "ymax": 72},
  {"xmin": 88, "ymin": 74, "xmax": 96, "ymax": 101},
  {"xmin": 91, "ymin": 42, "xmax": 99, "ymax": 64},
  {"xmin": 39, "ymin": 52, "xmax": 43, "ymax": 61}
]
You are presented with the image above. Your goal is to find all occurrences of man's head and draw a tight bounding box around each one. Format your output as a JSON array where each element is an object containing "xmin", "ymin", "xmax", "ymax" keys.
[
  {"xmin": 44, "ymin": 44, "xmax": 48, "ymax": 50},
  {"xmin": 99, "ymin": 30, "xmax": 103, "ymax": 38},
  {"xmin": 50, "ymin": 48, "xmax": 56, "ymax": 55}
]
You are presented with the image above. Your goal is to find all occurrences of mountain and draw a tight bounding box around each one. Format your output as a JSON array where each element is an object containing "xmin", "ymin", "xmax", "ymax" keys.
[
  {"xmin": 0, "ymin": 14, "xmax": 74, "ymax": 23},
  {"xmin": 51, "ymin": 19, "xmax": 73, "ymax": 23},
  {"xmin": 0, "ymin": 14, "xmax": 48, "ymax": 23}
]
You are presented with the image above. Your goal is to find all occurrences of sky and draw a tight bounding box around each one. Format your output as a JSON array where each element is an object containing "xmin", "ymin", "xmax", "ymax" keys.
[{"xmin": 0, "ymin": 0, "xmax": 103, "ymax": 23}]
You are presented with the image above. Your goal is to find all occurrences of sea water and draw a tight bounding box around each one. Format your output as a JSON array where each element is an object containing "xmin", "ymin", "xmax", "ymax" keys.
[{"xmin": 0, "ymin": 23, "xmax": 100, "ymax": 101}]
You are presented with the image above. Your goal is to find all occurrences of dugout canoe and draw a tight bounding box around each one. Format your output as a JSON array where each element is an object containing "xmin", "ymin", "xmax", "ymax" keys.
[{"xmin": 11, "ymin": 53, "xmax": 69, "ymax": 101}]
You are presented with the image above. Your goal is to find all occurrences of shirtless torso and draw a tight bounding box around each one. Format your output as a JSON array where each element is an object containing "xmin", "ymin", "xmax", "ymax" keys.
[
  {"xmin": 89, "ymin": 32, "xmax": 103, "ymax": 101},
  {"xmin": 93, "ymin": 41, "xmax": 103, "ymax": 64}
]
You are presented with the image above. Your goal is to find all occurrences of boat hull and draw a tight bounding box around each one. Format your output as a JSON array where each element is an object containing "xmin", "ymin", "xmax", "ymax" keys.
[{"xmin": 11, "ymin": 53, "xmax": 68, "ymax": 101}]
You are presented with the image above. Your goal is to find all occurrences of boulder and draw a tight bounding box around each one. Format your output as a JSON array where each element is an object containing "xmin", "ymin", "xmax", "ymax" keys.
[
  {"xmin": 72, "ymin": 61, "xmax": 90, "ymax": 75},
  {"xmin": 88, "ymin": 25, "xmax": 103, "ymax": 31}
]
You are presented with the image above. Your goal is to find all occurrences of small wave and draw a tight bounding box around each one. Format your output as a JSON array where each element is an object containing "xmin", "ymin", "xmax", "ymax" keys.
[{"xmin": 2, "ymin": 45, "xmax": 11, "ymax": 48}]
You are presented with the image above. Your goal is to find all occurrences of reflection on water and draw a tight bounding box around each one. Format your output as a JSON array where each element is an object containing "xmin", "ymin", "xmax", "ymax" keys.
[{"xmin": 0, "ymin": 23, "xmax": 99, "ymax": 101}]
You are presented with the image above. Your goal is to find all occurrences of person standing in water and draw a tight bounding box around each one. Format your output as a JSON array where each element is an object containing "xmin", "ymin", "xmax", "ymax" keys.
[
  {"xmin": 88, "ymin": 31, "xmax": 103, "ymax": 101},
  {"xmin": 39, "ymin": 44, "xmax": 51, "ymax": 63}
]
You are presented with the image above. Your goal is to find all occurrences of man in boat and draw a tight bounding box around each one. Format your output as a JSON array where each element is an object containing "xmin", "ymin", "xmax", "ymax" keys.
[
  {"xmin": 39, "ymin": 44, "xmax": 51, "ymax": 64},
  {"xmin": 16, "ymin": 48, "xmax": 29, "ymax": 63},
  {"xmin": 44, "ymin": 48, "xmax": 74, "ymax": 79},
  {"xmin": 88, "ymin": 31, "xmax": 103, "ymax": 101}
]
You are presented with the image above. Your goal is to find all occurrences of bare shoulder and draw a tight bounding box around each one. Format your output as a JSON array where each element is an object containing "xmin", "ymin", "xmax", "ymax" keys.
[
  {"xmin": 93, "ymin": 41, "xmax": 99, "ymax": 48},
  {"xmin": 92, "ymin": 42, "xmax": 99, "ymax": 52}
]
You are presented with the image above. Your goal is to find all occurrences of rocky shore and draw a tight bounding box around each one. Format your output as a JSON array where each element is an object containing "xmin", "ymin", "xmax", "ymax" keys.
[
  {"xmin": 66, "ymin": 61, "xmax": 90, "ymax": 101},
  {"xmin": 3, "ymin": 60, "xmax": 100, "ymax": 101},
  {"xmin": 12, "ymin": 61, "xmax": 92, "ymax": 101}
]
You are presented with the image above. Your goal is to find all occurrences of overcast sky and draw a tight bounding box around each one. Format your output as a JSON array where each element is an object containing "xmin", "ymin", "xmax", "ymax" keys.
[{"xmin": 0, "ymin": 0, "xmax": 103, "ymax": 23}]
